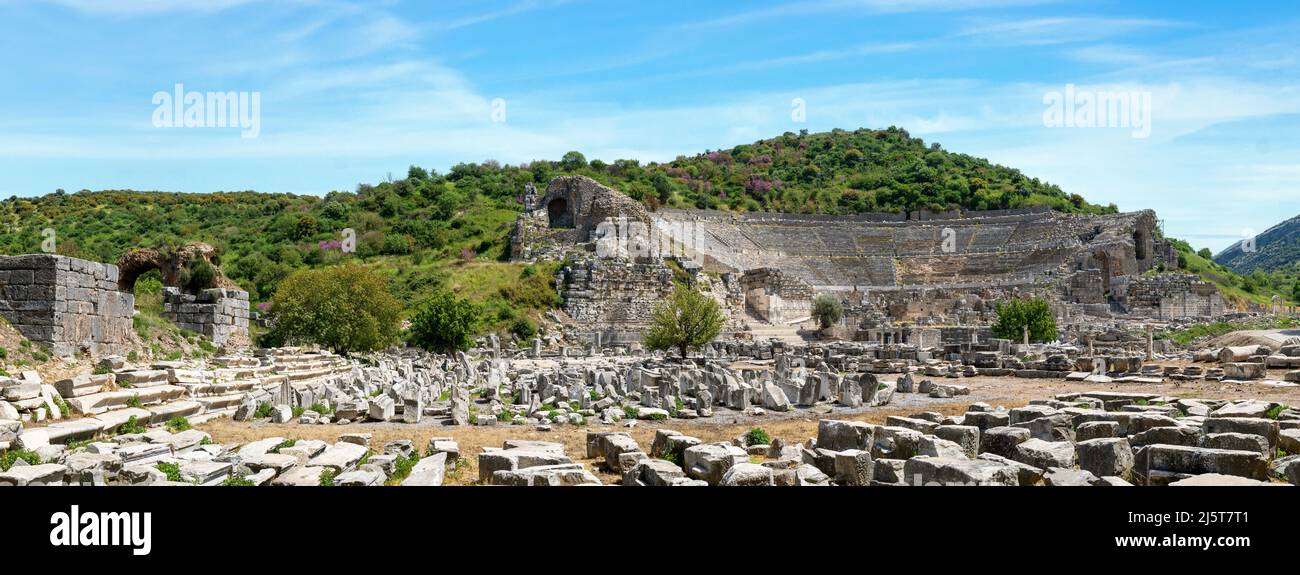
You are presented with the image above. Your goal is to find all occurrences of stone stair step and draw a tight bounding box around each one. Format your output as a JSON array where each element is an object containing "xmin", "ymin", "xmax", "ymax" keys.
[
  {"xmin": 194, "ymin": 394, "xmax": 245, "ymax": 411},
  {"xmin": 92, "ymin": 407, "xmax": 155, "ymax": 434},
  {"xmin": 147, "ymin": 400, "xmax": 203, "ymax": 423},
  {"xmin": 65, "ymin": 385, "xmax": 187, "ymax": 415},
  {"xmin": 187, "ymin": 406, "xmax": 236, "ymax": 425},
  {"xmin": 53, "ymin": 374, "xmax": 115, "ymax": 398},
  {"xmin": 114, "ymin": 369, "xmax": 171, "ymax": 388}
]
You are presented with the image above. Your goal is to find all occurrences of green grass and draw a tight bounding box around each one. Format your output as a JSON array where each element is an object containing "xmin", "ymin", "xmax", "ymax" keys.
[
  {"xmin": 319, "ymin": 468, "xmax": 336, "ymax": 486},
  {"xmin": 270, "ymin": 438, "xmax": 296, "ymax": 453},
  {"xmin": 1266, "ymin": 404, "xmax": 1289, "ymax": 420},
  {"xmin": 622, "ymin": 405, "xmax": 640, "ymax": 420},
  {"xmin": 218, "ymin": 476, "xmax": 255, "ymax": 486},
  {"xmin": 254, "ymin": 402, "xmax": 274, "ymax": 419},
  {"xmin": 385, "ymin": 451, "xmax": 422, "ymax": 485}
]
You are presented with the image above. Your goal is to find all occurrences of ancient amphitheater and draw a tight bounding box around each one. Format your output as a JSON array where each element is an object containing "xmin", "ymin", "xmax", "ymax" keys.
[{"xmin": 511, "ymin": 176, "xmax": 1221, "ymax": 344}]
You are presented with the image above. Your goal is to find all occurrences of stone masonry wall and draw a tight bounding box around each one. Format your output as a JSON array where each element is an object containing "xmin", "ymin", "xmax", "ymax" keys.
[
  {"xmin": 162, "ymin": 287, "xmax": 251, "ymax": 349},
  {"xmin": 560, "ymin": 259, "xmax": 675, "ymax": 331},
  {"xmin": 0, "ymin": 254, "xmax": 134, "ymax": 357},
  {"xmin": 1124, "ymin": 274, "xmax": 1225, "ymax": 319}
]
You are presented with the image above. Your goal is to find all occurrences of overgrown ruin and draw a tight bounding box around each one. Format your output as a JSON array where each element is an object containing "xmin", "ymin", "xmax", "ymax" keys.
[
  {"xmin": 0, "ymin": 177, "xmax": 1295, "ymax": 489},
  {"xmin": 511, "ymin": 176, "xmax": 1222, "ymax": 346},
  {"xmin": 0, "ymin": 244, "xmax": 250, "ymax": 356}
]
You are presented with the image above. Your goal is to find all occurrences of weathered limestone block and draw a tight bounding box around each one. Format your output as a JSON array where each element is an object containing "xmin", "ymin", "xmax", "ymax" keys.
[
  {"xmin": 683, "ymin": 443, "xmax": 746, "ymax": 485},
  {"xmin": 979, "ymin": 426, "xmax": 1030, "ymax": 458},
  {"xmin": 1076, "ymin": 438, "xmax": 1134, "ymax": 480},
  {"xmin": 901, "ymin": 457, "xmax": 1018, "ymax": 486},
  {"xmin": 1138, "ymin": 444, "xmax": 1268, "ymax": 484},
  {"xmin": 719, "ymin": 462, "xmax": 774, "ymax": 486},
  {"xmin": 1012, "ymin": 438, "xmax": 1077, "ymax": 469},
  {"xmin": 816, "ymin": 419, "xmax": 875, "ymax": 451}
]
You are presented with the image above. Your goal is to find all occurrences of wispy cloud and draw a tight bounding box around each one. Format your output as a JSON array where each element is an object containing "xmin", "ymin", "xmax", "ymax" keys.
[
  {"xmin": 681, "ymin": 0, "xmax": 1055, "ymax": 30},
  {"xmin": 955, "ymin": 17, "xmax": 1186, "ymax": 46},
  {"xmin": 39, "ymin": 0, "xmax": 257, "ymax": 16}
]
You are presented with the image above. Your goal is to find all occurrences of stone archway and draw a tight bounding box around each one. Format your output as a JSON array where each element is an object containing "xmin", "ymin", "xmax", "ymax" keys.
[
  {"xmin": 547, "ymin": 197, "xmax": 572, "ymax": 228},
  {"xmin": 116, "ymin": 243, "xmax": 233, "ymax": 293}
]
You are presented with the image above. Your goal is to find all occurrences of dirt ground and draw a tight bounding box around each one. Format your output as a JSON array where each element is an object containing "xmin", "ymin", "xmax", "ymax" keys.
[{"xmin": 196, "ymin": 366, "xmax": 1300, "ymax": 485}]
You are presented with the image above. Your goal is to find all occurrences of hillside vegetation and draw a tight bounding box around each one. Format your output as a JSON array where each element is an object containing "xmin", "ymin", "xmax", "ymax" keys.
[
  {"xmin": 0, "ymin": 127, "xmax": 1134, "ymax": 340},
  {"xmin": 1168, "ymin": 239, "xmax": 1298, "ymax": 307},
  {"xmin": 1214, "ymin": 213, "xmax": 1300, "ymax": 274}
]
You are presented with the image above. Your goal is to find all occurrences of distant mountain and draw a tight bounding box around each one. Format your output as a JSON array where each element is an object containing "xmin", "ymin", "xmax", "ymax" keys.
[{"xmin": 1215, "ymin": 213, "xmax": 1300, "ymax": 274}]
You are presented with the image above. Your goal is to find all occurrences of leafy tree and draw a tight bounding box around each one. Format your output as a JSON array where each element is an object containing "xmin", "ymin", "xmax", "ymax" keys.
[
  {"xmin": 181, "ymin": 258, "xmax": 216, "ymax": 293},
  {"xmin": 812, "ymin": 294, "xmax": 843, "ymax": 329},
  {"xmin": 1293, "ymin": 279, "xmax": 1300, "ymax": 303},
  {"xmin": 559, "ymin": 151, "xmax": 588, "ymax": 172},
  {"xmin": 264, "ymin": 264, "xmax": 402, "ymax": 354},
  {"xmin": 991, "ymin": 298, "xmax": 1057, "ymax": 343},
  {"xmin": 1197, "ymin": 247, "xmax": 1213, "ymax": 260},
  {"xmin": 408, "ymin": 291, "xmax": 480, "ymax": 353},
  {"xmin": 644, "ymin": 285, "xmax": 724, "ymax": 358}
]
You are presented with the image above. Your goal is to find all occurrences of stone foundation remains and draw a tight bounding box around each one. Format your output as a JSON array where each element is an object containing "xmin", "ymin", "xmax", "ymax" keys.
[
  {"xmin": 162, "ymin": 287, "xmax": 251, "ymax": 348},
  {"xmin": 0, "ymin": 254, "xmax": 134, "ymax": 356}
]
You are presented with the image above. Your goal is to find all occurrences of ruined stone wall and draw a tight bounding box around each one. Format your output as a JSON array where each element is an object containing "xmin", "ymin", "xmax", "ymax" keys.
[
  {"xmin": 511, "ymin": 176, "xmax": 651, "ymax": 261},
  {"xmin": 560, "ymin": 259, "xmax": 675, "ymax": 333},
  {"xmin": 1123, "ymin": 274, "xmax": 1225, "ymax": 319},
  {"xmin": 162, "ymin": 287, "xmax": 251, "ymax": 349},
  {"xmin": 741, "ymin": 268, "xmax": 814, "ymax": 323},
  {"xmin": 0, "ymin": 254, "xmax": 134, "ymax": 357}
]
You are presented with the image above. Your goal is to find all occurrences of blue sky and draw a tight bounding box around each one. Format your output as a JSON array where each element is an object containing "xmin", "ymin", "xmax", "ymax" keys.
[{"xmin": 1, "ymin": 0, "xmax": 1297, "ymax": 252}]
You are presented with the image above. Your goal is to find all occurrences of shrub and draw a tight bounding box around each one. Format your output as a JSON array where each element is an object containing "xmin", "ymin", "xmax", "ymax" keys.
[
  {"xmin": 644, "ymin": 285, "xmax": 724, "ymax": 358},
  {"xmin": 165, "ymin": 416, "xmax": 191, "ymax": 432},
  {"xmin": 319, "ymin": 468, "xmax": 336, "ymax": 486},
  {"xmin": 1266, "ymin": 404, "xmax": 1289, "ymax": 420},
  {"xmin": 622, "ymin": 405, "xmax": 640, "ymax": 420},
  {"xmin": 510, "ymin": 316, "xmax": 537, "ymax": 340},
  {"xmin": 254, "ymin": 402, "xmax": 274, "ymax": 419},
  {"xmin": 155, "ymin": 462, "xmax": 183, "ymax": 482},
  {"xmin": 183, "ymin": 259, "xmax": 217, "ymax": 293},
  {"xmin": 744, "ymin": 427, "xmax": 771, "ymax": 447},
  {"xmin": 388, "ymin": 451, "xmax": 422, "ymax": 485},
  {"xmin": 407, "ymin": 291, "xmax": 480, "ymax": 353},
  {"xmin": 811, "ymin": 294, "xmax": 843, "ymax": 329},
  {"xmin": 117, "ymin": 415, "xmax": 146, "ymax": 435},
  {"xmin": 270, "ymin": 438, "xmax": 297, "ymax": 453},
  {"xmin": 52, "ymin": 395, "xmax": 71, "ymax": 418},
  {"xmin": 125, "ymin": 395, "xmax": 143, "ymax": 409},
  {"xmin": 264, "ymin": 264, "xmax": 403, "ymax": 355},
  {"xmin": 0, "ymin": 449, "xmax": 41, "ymax": 471},
  {"xmin": 219, "ymin": 476, "xmax": 255, "ymax": 486},
  {"xmin": 991, "ymin": 298, "xmax": 1058, "ymax": 343}
]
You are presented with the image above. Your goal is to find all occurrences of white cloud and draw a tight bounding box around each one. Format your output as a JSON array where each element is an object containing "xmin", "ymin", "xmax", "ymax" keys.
[{"xmin": 40, "ymin": 0, "xmax": 257, "ymax": 15}]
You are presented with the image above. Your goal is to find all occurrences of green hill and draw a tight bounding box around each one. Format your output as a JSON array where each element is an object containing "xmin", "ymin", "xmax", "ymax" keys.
[
  {"xmin": 1214, "ymin": 213, "xmax": 1300, "ymax": 274},
  {"xmin": 0, "ymin": 127, "xmax": 1121, "ymax": 337}
]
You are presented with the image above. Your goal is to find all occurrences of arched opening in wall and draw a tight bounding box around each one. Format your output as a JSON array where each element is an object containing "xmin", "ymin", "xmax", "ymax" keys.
[
  {"xmin": 1133, "ymin": 230, "xmax": 1148, "ymax": 262},
  {"xmin": 547, "ymin": 198, "xmax": 572, "ymax": 228}
]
